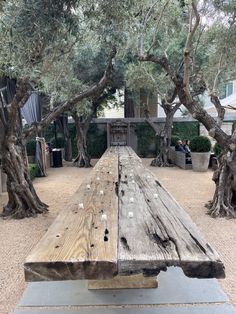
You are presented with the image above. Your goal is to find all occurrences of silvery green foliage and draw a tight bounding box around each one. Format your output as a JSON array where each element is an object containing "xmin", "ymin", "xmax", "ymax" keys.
[
  {"xmin": 0, "ymin": 0, "xmax": 120, "ymax": 111},
  {"xmin": 80, "ymin": 0, "xmax": 136, "ymax": 47},
  {"xmin": 123, "ymin": 0, "xmax": 236, "ymax": 97},
  {"xmin": 0, "ymin": 0, "xmax": 80, "ymax": 78}
]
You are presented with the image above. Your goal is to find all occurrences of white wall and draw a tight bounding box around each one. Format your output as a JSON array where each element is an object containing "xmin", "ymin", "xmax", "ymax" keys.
[
  {"xmin": 102, "ymin": 105, "xmax": 124, "ymax": 118},
  {"xmin": 200, "ymin": 122, "xmax": 233, "ymax": 150}
]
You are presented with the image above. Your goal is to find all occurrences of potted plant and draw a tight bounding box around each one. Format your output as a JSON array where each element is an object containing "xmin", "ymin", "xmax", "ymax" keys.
[{"xmin": 190, "ymin": 136, "xmax": 211, "ymax": 172}]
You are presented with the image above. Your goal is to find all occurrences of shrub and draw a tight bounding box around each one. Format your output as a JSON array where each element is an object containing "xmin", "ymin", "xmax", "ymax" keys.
[
  {"xmin": 26, "ymin": 139, "xmax": 36, "ymax": 156},
  {"xmin": 87, "ymin": 124, "xmax": 107, "ymax": 158},
  {"xmin": 190, "ymin": 136, "xmax": 211, "ymax": 152},
  {"xmin": 50, "ymin": 136, "xmax": 65, "ymax": 148},
  {"xmin": 172, "ymin": 122, "xmax": 199, "ymax": 141},
  {"xmin": 171, "ymin": 135, "xmax": 180, "ymax": 146},
  {"xmin": 213, "ymin": 142, "xmax": 221, "ymax": 156},
  {"xmin": 28, "ymin": 163, "xmax": 39, "ymax": 180},
  {"xmin": 135, "ymin": 123, "xmax": 158, "ymax": 157}
]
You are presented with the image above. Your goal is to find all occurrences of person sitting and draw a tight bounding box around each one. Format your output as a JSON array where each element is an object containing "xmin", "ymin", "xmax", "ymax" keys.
[
  {"xmin": 183, "ymin": 139, "xmax": 191, "ymax": 154},
  {"xmin": 183, "ymin": 139, "xmax": 192, "ymax": 164},
  {"xmin": 175, "ymin": 139, "xmax": 192, "ymax": 164},
  {"xmin": 175, "ymin": 140, "xmax": 186, "ymax": 152}
]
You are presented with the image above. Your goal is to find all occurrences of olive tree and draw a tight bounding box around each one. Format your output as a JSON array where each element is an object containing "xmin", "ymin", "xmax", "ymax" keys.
[
  {"xmin": 135, "ymin": 0, "xmax": 236, "ymax": 217},
  {"xmin": 0, "ymin": 0, "xmax": 116, "ymax": 218}
]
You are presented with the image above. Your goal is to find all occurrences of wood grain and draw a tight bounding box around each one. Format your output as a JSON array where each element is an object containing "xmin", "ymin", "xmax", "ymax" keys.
[
  {"xmin": 24, "ymin": 146, "xmax": 225, "ymax": 283},
  {"xmin": 88, "ymin": 274, "xmax": 158, "ymax": 289},
  {"xmin": 24, "ymin": 147, "xmax": 119, "ymax": 281},
  {"xmin": 118, "ymin": 146, "xmax": 225, "ymax": 279}
]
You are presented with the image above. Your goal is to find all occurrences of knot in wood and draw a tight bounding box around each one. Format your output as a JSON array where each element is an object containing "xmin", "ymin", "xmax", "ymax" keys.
[
  {"xmin": 12, "ymin": 182, "xmax": 28, "ymax": 193},
  {"xmin": 229, "ymin": 143, "xmax": 236, "ymax": 151},
  {"xmin": 8, "ymin": 135, "xmax": 17, "ymax": 144}
]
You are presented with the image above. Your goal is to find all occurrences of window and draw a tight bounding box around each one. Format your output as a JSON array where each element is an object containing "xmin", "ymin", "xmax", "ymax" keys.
[
  {"xmin": 220, "ymin": 81, "xmax": 233, "ymax": 99},
  {"xmin": 226, "ymin": 82, "xmax": 233, "ymax": 97}
]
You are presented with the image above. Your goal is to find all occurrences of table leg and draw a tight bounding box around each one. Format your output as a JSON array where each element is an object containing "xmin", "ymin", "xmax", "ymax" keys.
[{"xmin": 87, "ymin": 274, "xmax": 158, "ymax": 290}]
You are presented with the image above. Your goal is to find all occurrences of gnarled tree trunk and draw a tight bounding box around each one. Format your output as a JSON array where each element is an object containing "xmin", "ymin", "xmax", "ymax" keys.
[
  {"xmin": 0, "ymin": 79, "xmax": 48, "ymax": 219},
  {"xmin": 0, "ymin": 47, "xmax": 116, "ymax": 218},
  {"xmin": 143, "ymin": 92, "xmax": 179, "ymax": 167},
  {"xmin": 1, "ymin": 132, "xmax": 48, "ymax": 219},
  {"xmin": 73, "ymin": 114, "xmax": 91, "ymax": 168},
  {"xmin": 151, "ymin": 109, "xmax": 175, "ymax": 167},
  {"xmin": 206, "ymin": 150, "xmax": 236, "ymax": 218},
  {"xmin": 138, "ymin": 2, "xmax": 236, "ymax": 217},
  {"xmin": 2, "ymin": 121, "xmax": 48, "ymax": 219}
]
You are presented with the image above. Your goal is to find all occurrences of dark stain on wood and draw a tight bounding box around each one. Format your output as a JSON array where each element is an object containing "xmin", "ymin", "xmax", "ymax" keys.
[
  {"xmin": 115, "ymin": 182, "xmax": 119, "ymax": 196},
  {"xmin": 143, "ymin": 268, "xmax": 163, "ymax": 277},
  {"xmin": 149, "ymin": 232, "xmax": 171, "ymax": 249},
  {"xmin": 155, "ymin": 180, "xmax": 162, "ymax": 187},
  {"xmin": 120, "ymin": 237, "xmax": 130, "ymax": 251}
]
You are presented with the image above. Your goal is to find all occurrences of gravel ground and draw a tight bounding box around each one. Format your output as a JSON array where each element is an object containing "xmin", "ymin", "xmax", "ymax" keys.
[{"xmin": 0, "ymin": 159, "xmax": 235, "ymax": 314}]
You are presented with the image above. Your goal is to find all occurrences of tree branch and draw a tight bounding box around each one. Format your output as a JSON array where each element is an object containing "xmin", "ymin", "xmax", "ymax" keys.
[
  {"xmin": 23, "ymin": 46, "xmax": 117, "ymax": 141},
  {"xmin": 7, "ymin": 79, "xmax": 30, "ymax": 136},
  {"xmin": 147, "ymin": 0, "xmax": 171, "ymax": 54},
  {"xmin": 224, "ymin": 105, "xmax": 236, "ymax": 111},
  {"xmin": 212, "ymin": 53, "xmax": 224, "ymax": 93},
  {"xmin": 140, "ymin": 1, "xmax": 159, "ymax": 56},
  {"xmin": 183, "ymin": 1, "xmax": 200, "ymax": 102},
  {"xmin": 139, "ymin": 54, "xmax": 179, "ymax": 85}
]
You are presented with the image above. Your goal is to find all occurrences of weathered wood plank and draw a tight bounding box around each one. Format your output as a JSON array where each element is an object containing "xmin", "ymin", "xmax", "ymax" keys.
[
  {"xmin": 118, "ymin": 146, "xmax": 225, "ymax": 279},
  {"xmin": 24, "ymin": 147, "xmax": 119, "ymax": 281},
  {"xmin": 88, "ymin": 274, "xmax": 158, "ymax": 289}
]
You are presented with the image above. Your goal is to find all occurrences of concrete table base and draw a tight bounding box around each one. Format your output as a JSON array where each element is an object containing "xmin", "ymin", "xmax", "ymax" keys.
[{"xmin": 14, "ymin": 267, "xmax": 236, "ymax": 314}]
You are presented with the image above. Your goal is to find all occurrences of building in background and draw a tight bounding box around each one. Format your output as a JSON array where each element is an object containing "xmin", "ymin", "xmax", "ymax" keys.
[{"xmin": 102, "ymin": 88, "xmax": 158, "ymax": 119}]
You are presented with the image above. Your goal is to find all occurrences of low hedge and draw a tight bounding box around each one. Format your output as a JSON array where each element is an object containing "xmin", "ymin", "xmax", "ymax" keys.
[
  {"xmin": 190, "ymin": 136, "xmax": 211, "ymax": 152},
  {"xmin": 171, "ymin": 135, "xmax": 180, "ymax": 146},
  {"xmin": 28, "ymin": 163, "xmax": 39, "ymax": 180},
  {"xmin": 213, "ymin": 142, "xmax": 221, "ymax": 156},
  {"xmin": 50, "ymin": 136, "xmax": 65, "ymax": 148},
  {"xmin": 134, "ymin": 123, "xmax": 158, "ymax": 157},
  {"xmin": 26, "ymin": 139, "xmax": 36, "ymax": 156}
]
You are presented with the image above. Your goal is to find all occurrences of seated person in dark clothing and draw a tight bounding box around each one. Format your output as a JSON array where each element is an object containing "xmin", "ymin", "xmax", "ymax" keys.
[
  {"xmin": 183, "ymin": 139, "xmax": 192, "ymax": 164},
  {"xmin": 175, "ymin": 140, "xmax": 186, "ymax": 152},
  {"xmin": 175, "ymin": 140, "xmax": 192, "ymax": 164},
  {"xmin": 183, "ymin": 139, "xmax": 191, "ymax": 154}
]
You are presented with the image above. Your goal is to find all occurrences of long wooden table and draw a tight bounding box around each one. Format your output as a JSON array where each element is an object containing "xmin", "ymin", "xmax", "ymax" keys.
[{"xmin": 24, "ymin": 146, "xmax": 225, "ymax": 283}]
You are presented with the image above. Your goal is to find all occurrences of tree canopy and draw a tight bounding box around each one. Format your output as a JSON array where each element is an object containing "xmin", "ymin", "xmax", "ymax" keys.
[{"xmin": 1, "ymin": 0, "xmax": 236, "ymax": 218}]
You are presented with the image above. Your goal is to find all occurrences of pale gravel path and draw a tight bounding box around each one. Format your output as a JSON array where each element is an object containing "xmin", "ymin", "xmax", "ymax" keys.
[{"xmin": 0, "ymin": 159, "xmax": 235, "ymax": 314}]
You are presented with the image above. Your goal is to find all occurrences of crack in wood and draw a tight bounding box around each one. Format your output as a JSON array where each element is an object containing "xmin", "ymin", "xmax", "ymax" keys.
[
  {"xmin": 115, "ymin": 181, "xmax": 119, "ymax": 196},
  {"xmin": 188, "ymin": 233, "xmax": 207, "ymax": 254},
  {"xmin": 151, "ymin": 233, "xmax": 172, "ymax": 249},
  {"xmin": 155, "ymin": 180, "xmax": 162, "ymax": 187}
]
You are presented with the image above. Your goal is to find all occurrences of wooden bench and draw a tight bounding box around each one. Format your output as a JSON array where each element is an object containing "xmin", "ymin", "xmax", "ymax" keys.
[
  {"xmin": 169, "ymin": 147, "xmax": 192, "ymax": 170},
  {"xmin": 24, "ymin": 146, "xmax": 225, "ymax": 287}
]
